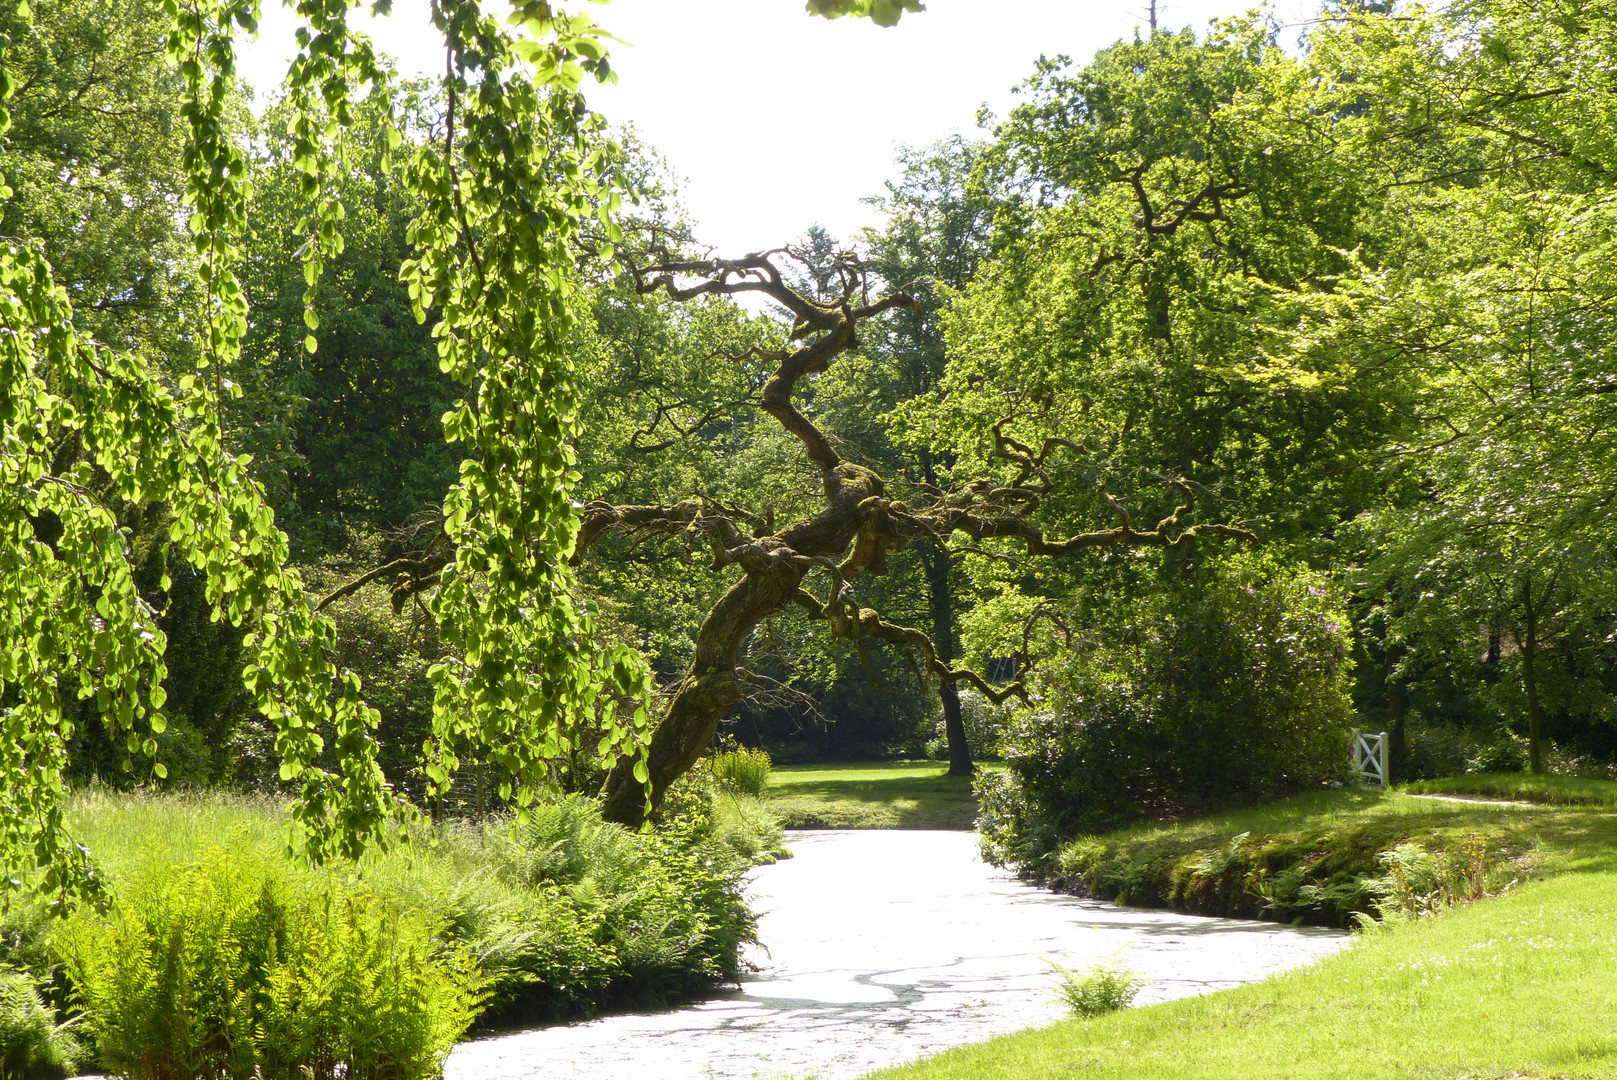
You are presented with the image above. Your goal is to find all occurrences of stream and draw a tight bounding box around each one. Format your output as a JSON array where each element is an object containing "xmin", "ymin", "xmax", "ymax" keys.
[{"xmin": 446, "ymin": 830, "xmax": 1349, "ymax": 1080}]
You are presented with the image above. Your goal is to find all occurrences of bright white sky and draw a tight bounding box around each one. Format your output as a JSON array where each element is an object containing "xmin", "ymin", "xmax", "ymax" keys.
[{"xmin": 239, "ymin": 0, "xmax": 1318, "ymax": 254}]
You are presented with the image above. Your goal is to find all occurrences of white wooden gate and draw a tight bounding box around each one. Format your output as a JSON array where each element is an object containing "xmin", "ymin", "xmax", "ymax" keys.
[{"xmin": 1350, "ymin": 729, "xmax": 1390, "ymax": 788}]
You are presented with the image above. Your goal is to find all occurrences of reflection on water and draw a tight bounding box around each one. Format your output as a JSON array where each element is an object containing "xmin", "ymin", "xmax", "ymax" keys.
[{"xmin": 447, "ymin": 830, "xmax": 1348, "ymax": 1080}]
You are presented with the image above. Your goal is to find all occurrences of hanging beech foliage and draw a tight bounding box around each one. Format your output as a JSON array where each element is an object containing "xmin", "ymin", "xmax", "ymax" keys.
[{"xmin": 0, "ymin": 0, "xmax": 655, "ymax": 903}]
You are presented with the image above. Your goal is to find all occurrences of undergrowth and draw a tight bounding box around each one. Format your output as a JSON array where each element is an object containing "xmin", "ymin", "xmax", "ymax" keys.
[
  {"xmin": 0, "ymin": 785, "xmax": 785, "ymax": 1079},
  {"xmin": 0, "ymin": 966, "xmax": 80, "ymax": 1080}
]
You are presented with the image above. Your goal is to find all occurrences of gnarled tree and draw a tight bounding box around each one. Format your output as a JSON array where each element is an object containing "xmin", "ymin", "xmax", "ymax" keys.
[
  {"xmin": 339, "ymin": 243, "xmax": 1253, "ymax": 825},
  {"xmin": 562, "ymin": 248, "xmax": 1254, "ymax": 825}
]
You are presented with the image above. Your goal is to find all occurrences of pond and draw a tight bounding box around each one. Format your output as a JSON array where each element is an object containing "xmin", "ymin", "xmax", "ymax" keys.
[{"xmin": 447, "ymin": 830, "xmax": 1349, "ymax": 1080}]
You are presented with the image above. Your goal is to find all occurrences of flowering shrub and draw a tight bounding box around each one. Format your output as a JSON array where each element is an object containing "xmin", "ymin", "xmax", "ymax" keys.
[{"xmin": 979, "ymin": 555, "xmax": 1355, "ymax": 871}]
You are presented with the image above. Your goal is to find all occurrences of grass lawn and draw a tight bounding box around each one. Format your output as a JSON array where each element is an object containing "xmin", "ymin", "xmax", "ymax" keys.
[
  {"xmin": 861, "ymin": 777, "xmax": 1617, "ymax": 1079},
  {"xmin": 765, "ymin": 761, "xmax": 987, "ymax": 829}
]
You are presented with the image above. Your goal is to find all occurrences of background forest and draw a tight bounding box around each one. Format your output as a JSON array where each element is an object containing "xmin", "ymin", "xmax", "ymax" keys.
[{"xmin": 10, "ymin": 0, "xmax": 1617, "ymax": 802}]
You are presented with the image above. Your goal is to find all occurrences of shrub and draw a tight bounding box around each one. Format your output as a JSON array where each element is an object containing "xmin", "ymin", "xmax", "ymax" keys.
[
  {"xmin": 1540, "ymin": 744, "xmax": 1617, "ymax": 779},
  {"xmin": 1400, "ymin": 720, "xmax": 1482, "ymax": 781},
  {"xmin": 1051, "ymin": 960, "xmax": 1143, "ymax": 1018},
  {"xmin": 256, "ymin": 893, "xmax": 478, "ymax": 1080},
  {"xmin": 57, "ymin": 791, "xmax": 773, "ymax": 1040},
  {"xmin": 654, "ymin": 760, "xmax": 721, "ymax": 833},
  {"xmin": 479, "ymin": 795, "xmax": 757, "ymax": 1015},
  {"xmin": 711, "ymin": 748, "xmax": 772, "ymax": 797},
  {"xmin": 429, "ymin": 867, "xmax": 612, "ymax": 1024},
  {"xmin": 980, "ymin": 556, "xmax": 1355, "ymax": 871},
  {"xmin": 709, "ymin": 793, "xmax": 789, "ymax": 866},
  {"xmin": 0, "ymin": 968, "xmax": 80, "ymax": 1080},
  {"xmin": 1469, "ymin": 732, "xmax": 1529, "ymax": 775},
  {"xmin": 0, "ymin": 901, "xmax": 53, "ymax": 989},
  {"xmin": 58, "ymin": 847, "xmax": 478, "ymax": 1080}
]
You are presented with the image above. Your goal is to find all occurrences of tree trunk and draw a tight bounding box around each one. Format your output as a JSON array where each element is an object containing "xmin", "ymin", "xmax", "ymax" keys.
[
  {"xmin": 1522, "ymin": 580, "xmax": 1543, "ymax": 774},
  {"xmin": 596, "ymin": 459, "xmax": 884, "ymax": 826},
  {"xmin": 1383, "ymin": 643, "xmax": 1407, "ymax": 776},
  {"xmin": 1483, "ymin": 629, "xmax": 1501, "ymax": 679},
  {"xmin": 597, "ymin": 562, "xmax": 799, "ymax": 825},
  {"xmin": 924, "ymin": 544, "xmax": 972, "ymax": 777}
]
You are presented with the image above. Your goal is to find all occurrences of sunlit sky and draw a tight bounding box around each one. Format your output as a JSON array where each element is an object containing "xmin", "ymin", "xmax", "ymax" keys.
[{"xmin": 239, "ymin": 0, "xmax": 1318, "ymax": 254}]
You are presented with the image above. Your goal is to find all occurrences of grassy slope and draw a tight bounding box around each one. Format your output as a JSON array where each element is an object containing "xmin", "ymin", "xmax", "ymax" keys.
[
  {"xmin": 765, "ymin": 761, "xmax": 983, "ymax": 829},
  {"xmin": 63, "ymin": 789, "xmax": 497, "ymax": 904},
  {"xmin": 864, "ymin": 778, "xmax": 1617, "ymax": 1080},
  {"xmin": 1036, "ymin": 787, "xmax": 1617, "ymax": 925}
]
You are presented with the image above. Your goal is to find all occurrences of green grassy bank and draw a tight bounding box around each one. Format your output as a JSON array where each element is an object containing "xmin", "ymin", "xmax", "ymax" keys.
[
  {"xmin": 764, "ymin": 761, "xmax": 984, "ymax": 829},
  {"xmin": 1023, "ymin": 786, "xmax": 1614, "ymax": 926},
  {"xmin": 862, "ymin": 777, "xmax": 1617, "ymax": 1080}
]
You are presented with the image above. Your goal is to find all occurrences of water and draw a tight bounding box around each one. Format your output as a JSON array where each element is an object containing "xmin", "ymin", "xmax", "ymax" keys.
[{"xmin": 447, "ymin": 830, "xmax": 1349, "ymax": 1080}]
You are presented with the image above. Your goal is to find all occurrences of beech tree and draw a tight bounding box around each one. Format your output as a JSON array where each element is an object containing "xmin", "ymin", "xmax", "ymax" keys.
[{"xmin": 1, "ymin": 0, "xmax": 639, "ymax": 899}]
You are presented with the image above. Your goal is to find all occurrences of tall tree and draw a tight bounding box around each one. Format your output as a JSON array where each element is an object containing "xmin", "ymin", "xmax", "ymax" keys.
[
  {"xmin": 0, "ymin": 0, "xmax": 197, "ymax": 356},
  {"xmin": 1307, "ymin": 1, "xmax": 1617, "ymax": 768},
  {"xmin": 854, "ymin": 136, "xmax": 996, "ymax": 774},
  {"xmin": 883, "ymin": 20, "xmax": 1409, "ymax": 711},
  {"xmin": 236, "ymin": 83, "xmax": 457, "ymax": 557}
]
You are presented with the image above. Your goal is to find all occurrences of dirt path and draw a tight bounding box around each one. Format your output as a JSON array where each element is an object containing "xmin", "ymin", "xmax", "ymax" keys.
[{"xmin": 1405, "ymin": 793, "xmax": 1547, "ymax": 808}]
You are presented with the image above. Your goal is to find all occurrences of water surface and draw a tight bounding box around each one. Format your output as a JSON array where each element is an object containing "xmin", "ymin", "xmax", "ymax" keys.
[{"xmin": 448, "ymin": 830, "xmax": 1347, "ymax": 1080}]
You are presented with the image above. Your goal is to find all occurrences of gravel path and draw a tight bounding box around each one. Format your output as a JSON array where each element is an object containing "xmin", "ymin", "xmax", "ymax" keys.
[{"xmin": 447, "ymin": 830, "xmax": 1349, "ymax": 1080}]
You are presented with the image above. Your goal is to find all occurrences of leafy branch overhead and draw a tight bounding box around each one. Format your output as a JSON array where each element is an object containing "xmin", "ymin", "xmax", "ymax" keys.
[
  {"xmin": 0, "ymin": 0, "xmax": 660, "ymax": 898},
  {"xmin": 805, "ymin": 0, "xmax": 926, "ymax": 27}
]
